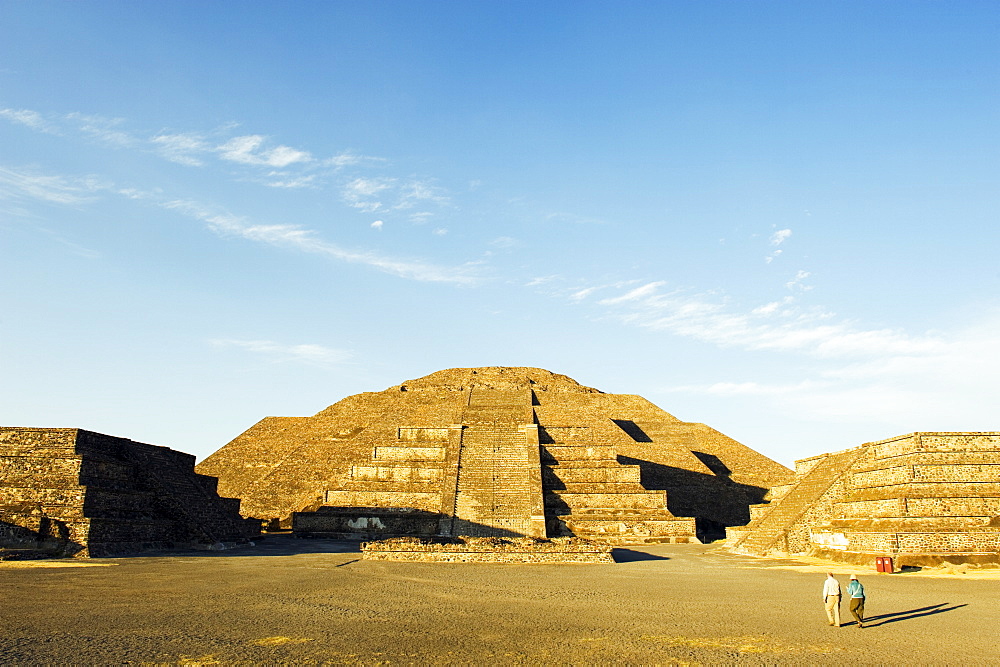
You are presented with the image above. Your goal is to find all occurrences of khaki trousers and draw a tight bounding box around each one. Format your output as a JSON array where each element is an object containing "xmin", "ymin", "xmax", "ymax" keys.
[
  {"xmin": 849, "ymin": 597, "xmax": 865, "ymax": 625},
  {"xmin": 825, "ymin": 595, "xmax": 841, "ymax": 626}
]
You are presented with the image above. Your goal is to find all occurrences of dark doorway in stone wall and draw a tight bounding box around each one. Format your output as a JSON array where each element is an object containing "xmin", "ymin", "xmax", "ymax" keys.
[
  {"xmin": 695, "ymin": 517, "xmax": 728, "ymax": 543},
  {"xmin": 611, "ymin": 419, "xmax": 652, "ymax": 442}
]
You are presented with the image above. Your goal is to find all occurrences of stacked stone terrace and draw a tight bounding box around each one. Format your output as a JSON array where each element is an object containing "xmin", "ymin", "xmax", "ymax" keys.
[
  {"xmin": 198, "ymin": 367, "xmax": 793, "ymax": 544},
  {"xmin": 0, "ymin": 427, "xmax": 258, "ymax": 557},
  {"xmin": 728, "ymin": 432, "xmax": 1000, "ymax": 565}
]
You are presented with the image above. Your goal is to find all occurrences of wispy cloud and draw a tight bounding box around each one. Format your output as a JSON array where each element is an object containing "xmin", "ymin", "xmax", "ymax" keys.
[
  {"xmin": 342, "ymin": 177, "xmax": 394, "ymax": 212},
  {"xmin": 2, "ymin": 107, "xmax": 443, "ymax": 226},
  {"xmin": 265, "ymin": 172, "xmax": 317, "ymax": 189},
  {"xmin": 589, "ymin": 279, "xmax": 943, "ymax": 359},
  {"xmin": 490, "ymin": 236, "xmax": 518, "ymax": 249},
  {"xmin": 545, "ymin": 212, "xmax": 606, "ymax": 225},
  {"xmin": 163, "ymin": 199, "xmax": 479, "ymax": 284},
  {"xmin": 2, "ymin": 107, "xmax": 479, "ymax": 283},
  {"xmin": 598, "ymin": 281, "xmax": 666, "ymax": 305},
  {"xmin": 0, "ymin": 166, "xmax": 100, "ymax": 205},
  {"xmin": 785, "ymin": 270, "xmax": 812, "ymax": 291},
  {"xmin": 666, "ymin": 313, "xmax": 1000, "ymax": 428},
  {"xmin": 0, "ymin": 108, "xmax": 57, "ymax": 133},
  {"xmin": 0, "ymin": 159, "xmax": 478, "ymax": 285},
  {"xmin": 766, "ymin": 227, "xmax": 792, "ymax": 263},
  {"xmin": 394, "ymin": 179, "xmax": 450, "ymax": 210},
  {"xmin": 151, "ymin": 132, "xmax": 211, "ymax": 166},
  {"xmin": 210, "ymin": 338, "xmax": 352, "ymax": 366},
  {"xmin": 770, "ymin": 228, "xmax": 792, "ymax": 245},
  {"xmin": 217, "ymin": 135, "xmax": 312, "ymax": 167},
  {"xmin": 67, "ymin": 113, "xmax": 137, "ymax": 147}
]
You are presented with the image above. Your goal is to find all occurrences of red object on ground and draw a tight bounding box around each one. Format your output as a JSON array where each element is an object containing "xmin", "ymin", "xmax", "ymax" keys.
[{"xmin": 875, "ymin": 556, "xmax": 895, "ymax": 572}]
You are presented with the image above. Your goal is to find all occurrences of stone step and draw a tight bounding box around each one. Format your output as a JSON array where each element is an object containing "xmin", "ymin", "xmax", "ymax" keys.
[
  {"xmin": 547, "ymin": 482, "xmax": 649, "ymax": 494},
  {"xmin": 544, "ymin": 490, "xmax": 667, "ymax": 510},
  {"xmin": 543, "ymin": 466, "xmax": 641, "ymax": 484},
  {"xmin": 373, "ymin": 446, "xmax": 446, "ymax": 461},
  {"xmin": 350, "ymin": 465, "xmax": 445, "ymax": 483},
  {"xmin": 542, "ymin": 445, "xmax": 618, "ymax": 462}
]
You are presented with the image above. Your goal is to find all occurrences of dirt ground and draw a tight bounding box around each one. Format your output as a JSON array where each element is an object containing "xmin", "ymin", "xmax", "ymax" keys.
[{"xmin": 2, "ymin": 536, "xmax": 998, "ymax": 665}]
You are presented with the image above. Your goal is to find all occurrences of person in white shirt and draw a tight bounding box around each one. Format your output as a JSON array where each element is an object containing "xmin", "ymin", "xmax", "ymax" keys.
[{"xmin": 823, "ymin": 573, "xmax": 842, "ymax": 627}]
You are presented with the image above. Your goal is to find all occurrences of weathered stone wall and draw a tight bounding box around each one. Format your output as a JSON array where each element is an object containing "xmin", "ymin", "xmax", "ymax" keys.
[
  {"xmin": 729, "ymin": 432, "xmax": 1000, "ymax": 564},
  {"xmin": 360, "ymin": 536, "xmax": 615, "ymax": 563},
  {"xmin": 293, "ymin": 507, "xmax": 439, "ymax": 539},
  {"xmin": 1, "ymin": 427, "xmax": 258, "ymax": 557}
]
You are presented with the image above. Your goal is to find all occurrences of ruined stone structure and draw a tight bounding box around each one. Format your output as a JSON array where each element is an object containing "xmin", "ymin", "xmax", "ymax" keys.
[
  {"xmin": 727, "ymin": 432, "xmax": 1000, "ymax": 566},
  {"xmin": 361, "ymin": 537, "xmax": 615, "ymax": 564},
  {"xmin": 197, "ymin": 367, "xmax": 792, "ymax": 544},
  {"xmin": 0, "ymin": 428, "xmax": 259, "ymax": 557}
]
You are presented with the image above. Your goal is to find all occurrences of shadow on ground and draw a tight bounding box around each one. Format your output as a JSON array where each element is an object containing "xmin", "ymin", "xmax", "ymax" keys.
[
  {"xmin": 861, "ymin": 603, "xmax": 969, "ymax": 627},
  {"xmin": 612, "ymin": 548, "xmax": 669, "ymax": 563}
]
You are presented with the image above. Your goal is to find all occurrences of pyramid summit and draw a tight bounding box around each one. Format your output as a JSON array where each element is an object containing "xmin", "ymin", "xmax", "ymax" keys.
[
  {"xmin": 196, "ymin": 367, "xmax": 793, "ymax": 543},
  {"xmin": 386, "ymin": 366, "xmax": 602, "ymax": 394}
]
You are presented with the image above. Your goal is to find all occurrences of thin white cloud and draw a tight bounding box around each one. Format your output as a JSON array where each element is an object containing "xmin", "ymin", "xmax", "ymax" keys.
[
  {"xmin": 432, "ymin": 227, "xmax": 447, "ymax": 236},
  {"xmin": 490, "ymin": 236, "xmax": 518, "ymax": 249},
  {"xmin": 669, "ymin": 380, "xmax": 823, "ymax": 397},
  {"xmin": 210, "ymin": 339, "xmax": 352, "ymax": 366},
  {"xmin": 785, "ymin": 270, "xmax": 812, "ymax": 291},
  {"xmin": 395, "ymin": 179, "xmax": 450, "ymax": 209},
  {"xmin": 598, "ymin": 281, "xmax": 667, "ymax": 305},
  {"xmin": 770, "ymin": 228, "xmax": 792, "ymax": 245},
  {"xmin": 545, "ymin": 212, "xmax": 606, "ymax": 225},
  {"xmin": 66, "ymin": 113, "xmax": 136, "ymax": 148},
  {"xmin": 525, "ymin": 275, "xmax": 560, "ymax": 287},
  {"xmin": 265, "ymin": 173, "xmax": 317, "ymax": 189},
  {"xmin": 591, "ymin": 280, "xmax": 944, "ymax": 359},
  {"xmin": 371, "ymin": 220, "xmax": 384, "ymax": 230},
  {"xmin": 0, "ymin": 108, "xmax": 57, "ymax": 133},
  {"xmin": 163, "ymin": 199, "xmax": 479, "ymax": 284},
  {"xmin": 342, "ymin": 177, "xmax": 394, "ymax": 212},
  {"xmin": 570, "ymin": 287, "xmax": 598, "ymax": 302},
  {"xmin": 217, "ymin": 135, "xmax": 312, "ymax": 167},
  {"xmin": 0, "ymin": 166, "xmax": 100, "ymax": 205},
  {"xmin": 324, "ymin": 152, "xmax": 364, "ymax": 168},
  {"xmin": 766, "ymin": 228, "xmax": 792, "ymax": 263},
  {"xmin": 667, "ymin": 314, "xmax": 1000, "ymax": 429},
  {"xmin": 151, "ymin": 132, "xmax": 210, "ymax": 166}
]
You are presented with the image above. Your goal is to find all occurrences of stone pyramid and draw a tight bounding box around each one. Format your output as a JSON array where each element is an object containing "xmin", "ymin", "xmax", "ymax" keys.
[
  {"xmin": 196, "ymin": 367, "xmax": 793, "ymax": 544},
  {"xmin": 727, "ymin": 432, "xmax": 1000, "ymax": 565}
]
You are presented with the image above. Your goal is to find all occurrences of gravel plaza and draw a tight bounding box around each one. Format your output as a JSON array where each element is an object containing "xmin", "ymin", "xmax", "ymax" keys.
[{"xmin": 2, "ymin": 537, "xmax": 997, "ymax": 665}]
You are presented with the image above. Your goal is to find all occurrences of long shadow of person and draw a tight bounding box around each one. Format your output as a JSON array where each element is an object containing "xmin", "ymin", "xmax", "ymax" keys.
[{"xmin": 859, "ymin": 603, "xmax": 968, "ymax": 627}]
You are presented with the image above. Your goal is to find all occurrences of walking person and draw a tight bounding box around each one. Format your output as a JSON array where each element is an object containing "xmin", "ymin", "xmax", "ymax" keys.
[
  {"xmin": 823, "ymin": 573, "xmax": 842, "ymax": 627},
  {"xmin": 847, "ymin": 574, "xmax": 866, "ymax": 628}
]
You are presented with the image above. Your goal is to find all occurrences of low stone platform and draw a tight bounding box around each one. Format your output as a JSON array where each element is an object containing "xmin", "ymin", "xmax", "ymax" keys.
[
  {"xmin": 1, "ymin": 427, "xmax": 259, "ymax": 557},
  {"xmin": 361, "ymin": 536, "xmax": 614, "ymax": 563}
]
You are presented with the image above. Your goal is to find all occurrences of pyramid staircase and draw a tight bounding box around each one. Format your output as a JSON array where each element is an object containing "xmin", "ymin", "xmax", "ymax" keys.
[
  {"xmin": 448, "ymin": 388, "xmax": 544, "ymax": 537},
  {"xmin": 542, "ymin": 425, "xmax": 697, "ymax": 544},
  {"xmin": 728, "ymin": 447, "xmax": 866, "ymax": 556}
]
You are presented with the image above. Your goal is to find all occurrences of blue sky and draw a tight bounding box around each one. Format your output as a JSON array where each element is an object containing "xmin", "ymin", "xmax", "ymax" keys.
[{"xmin": 2, "ymin": 1, "xmax": 998, "ymax": 466}]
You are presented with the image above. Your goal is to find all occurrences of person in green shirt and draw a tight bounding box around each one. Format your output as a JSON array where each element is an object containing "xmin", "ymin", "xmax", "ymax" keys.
[{"xmin": 847, "ymin": 574, "xmax": 866, "ymax": 628}]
